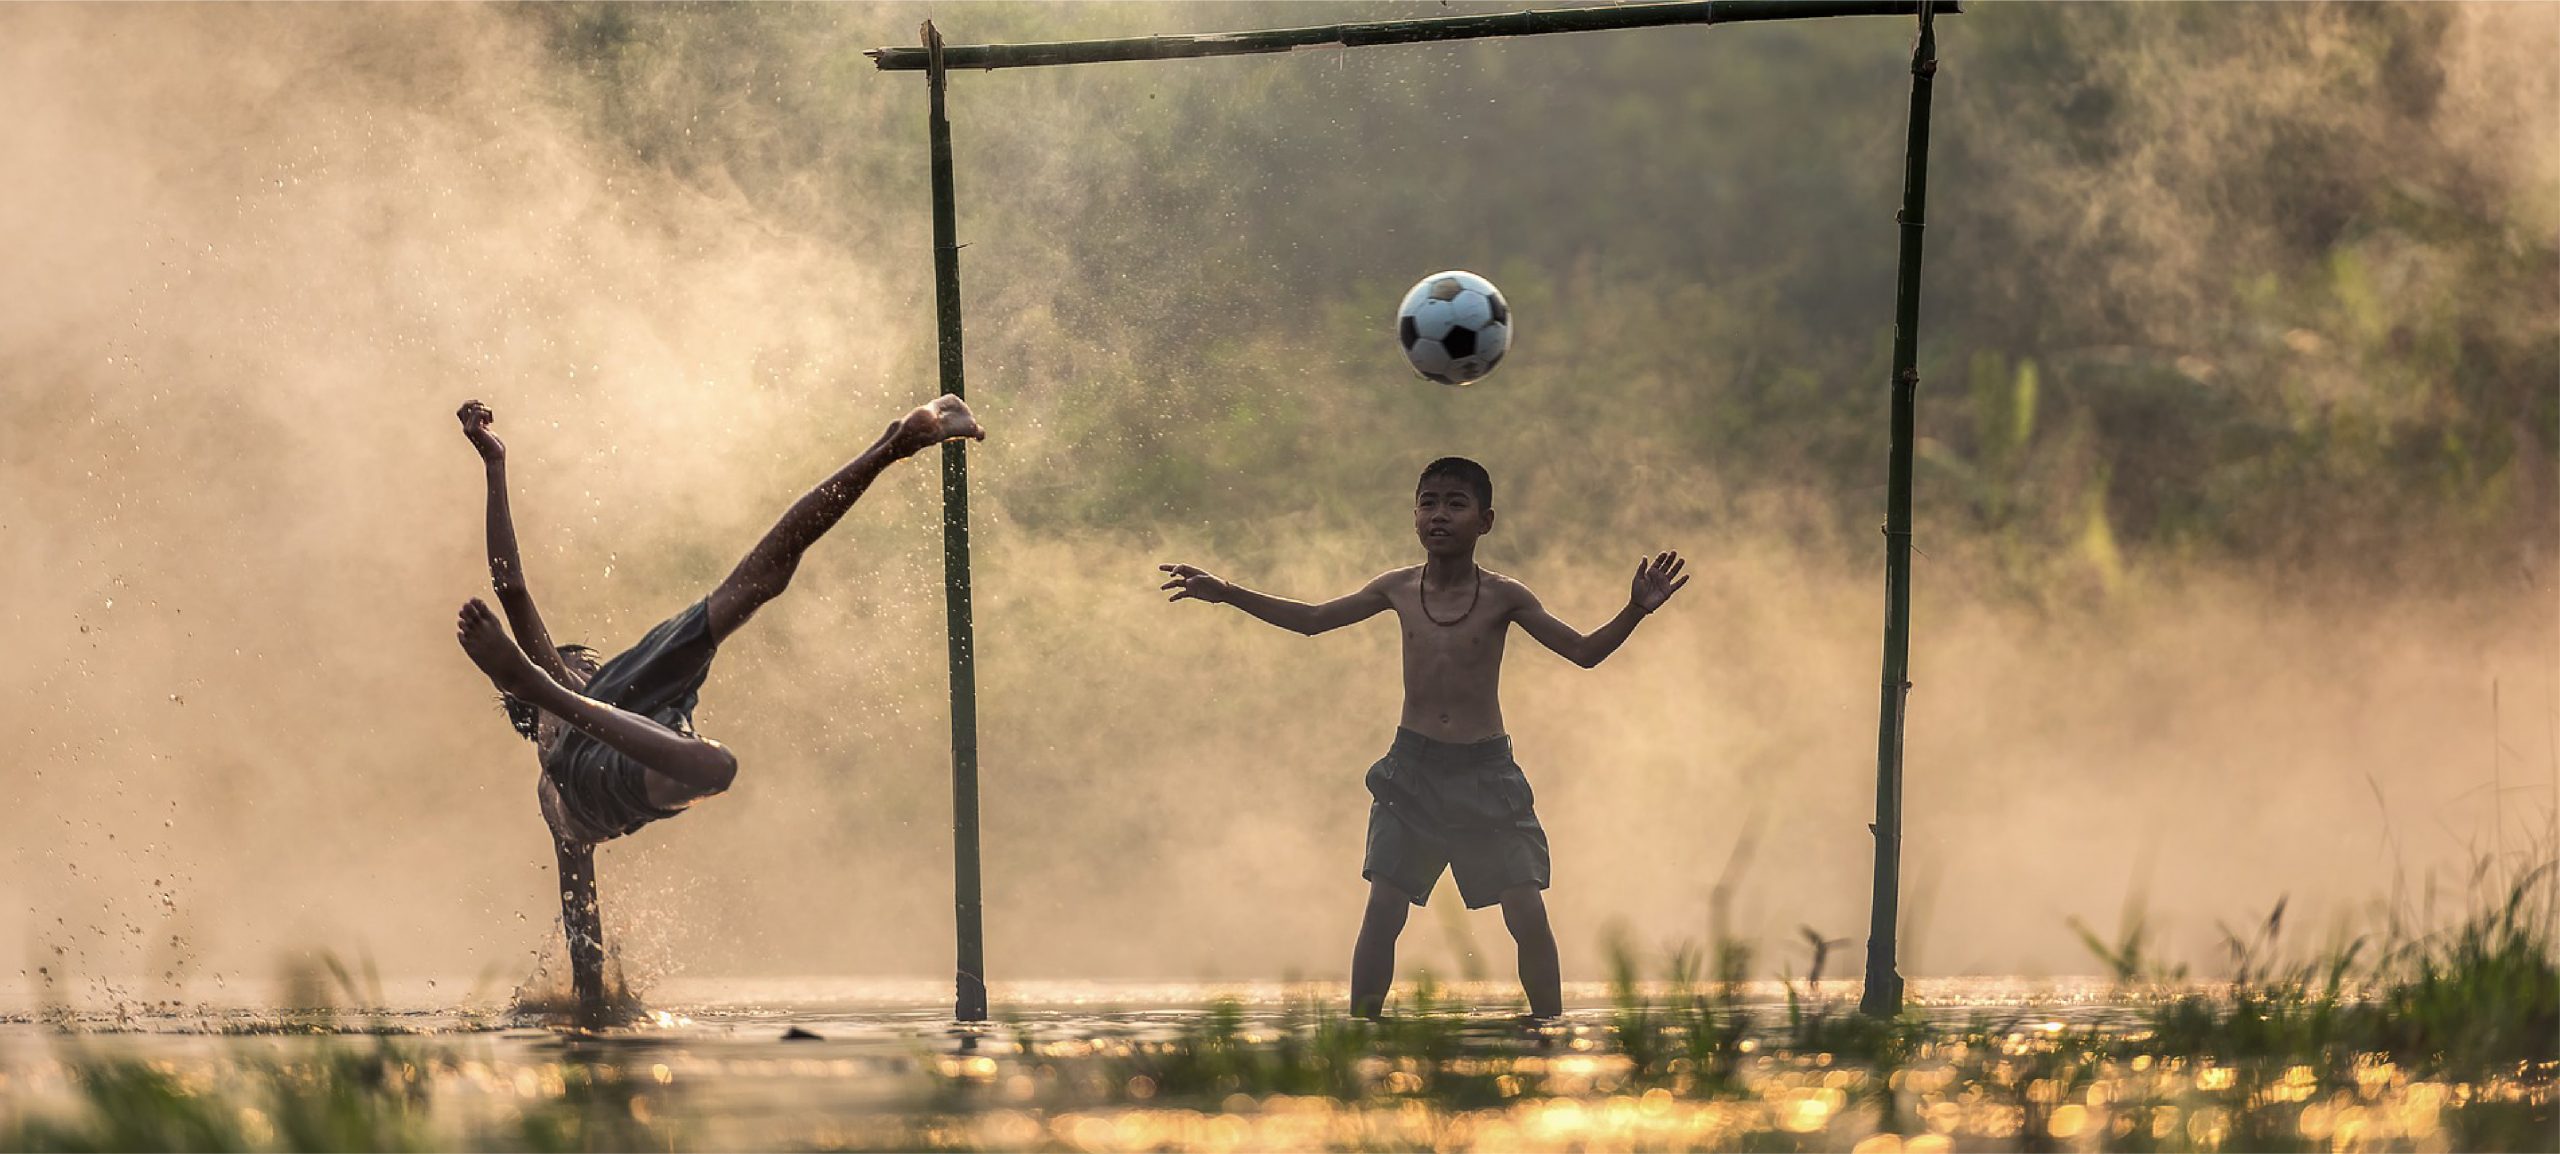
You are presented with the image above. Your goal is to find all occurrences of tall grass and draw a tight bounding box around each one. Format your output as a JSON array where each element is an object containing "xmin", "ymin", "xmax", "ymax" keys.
[
  {"xmin": 975, "ymin": 853, "xmax": 2556, "ymax": 1151},
  {"xmin": 2127, "ymin": 857, "xmax": 2556, "ymax": 1075},
  {"xmin": 2, "ymin": 1039, "xmax": 673, "ymax": 1154},
  {"xmin": 2, "ymin": 952, "xmax": 673, "ymax": 1154}
]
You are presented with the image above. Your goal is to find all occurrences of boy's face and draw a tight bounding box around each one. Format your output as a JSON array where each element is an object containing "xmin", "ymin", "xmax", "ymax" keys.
[{"xmin": 1414, "ymin": 475, "xmax": 1493, "ymax": 557}]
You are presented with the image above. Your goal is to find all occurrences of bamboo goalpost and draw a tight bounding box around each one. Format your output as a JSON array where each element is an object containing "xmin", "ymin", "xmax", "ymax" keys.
[{"xmin": 871, "ymin": 0, "xmax": 1954, "ymax": 1023}]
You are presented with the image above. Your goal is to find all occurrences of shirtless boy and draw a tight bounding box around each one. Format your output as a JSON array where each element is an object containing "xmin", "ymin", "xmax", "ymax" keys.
[
  {"xmin": 1158, "ymin": 457, "xmax": 1686, "ymax": 1019},
  {"xmin": 453, "ymin": 394, "xmax": 982, "ymax": 1012},
  {"xmin": 454, "ymin": 395, "xmax": 982, "ymax": 851}
]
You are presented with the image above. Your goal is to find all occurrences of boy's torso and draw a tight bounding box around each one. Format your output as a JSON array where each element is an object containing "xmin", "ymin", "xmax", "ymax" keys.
[
  {"xmin": 536, "ymin": 772, "xmax": 607, "ymax": 844},
  {"xmin": 534, "ymin": 704, "xmax": 698, "ymax": 844},
  {"xmin": 1382, "ymin": 563, "xmax": 1517, "ymax": 743}
]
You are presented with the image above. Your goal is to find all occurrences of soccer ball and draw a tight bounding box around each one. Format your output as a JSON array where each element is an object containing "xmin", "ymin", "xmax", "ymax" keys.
[{"xmin": 1396, "ymin": 271, "xmax": 1511, "ymax": 386}]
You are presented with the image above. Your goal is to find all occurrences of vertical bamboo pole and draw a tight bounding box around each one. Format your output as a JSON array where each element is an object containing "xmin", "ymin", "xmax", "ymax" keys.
[
  {"xmin": 552, "ymin": 837, "xmax": 608, "ymax": 1021},
  {"xmin": 1860, "ymin": 0, "xmax": 1936, "ymax": 1020},
  {"xmin": 924, "ymin": 21, "xmax": 990, "ymax": 1023}
]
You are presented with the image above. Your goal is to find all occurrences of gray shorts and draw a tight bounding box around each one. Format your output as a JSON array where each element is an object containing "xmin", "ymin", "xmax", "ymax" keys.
[
  {"xmin": 541, "ymin": 600, "xmax": 719, "ymax": 843},
  {"xmin": 1362, "ymin": 728, "xmax": 1551, "ymax": 909}
]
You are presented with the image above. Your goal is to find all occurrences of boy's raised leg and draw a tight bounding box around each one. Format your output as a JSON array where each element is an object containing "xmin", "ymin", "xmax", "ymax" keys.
[
  {"xmin": 1499, "ymin": 886, "xmax": 1563, "ymax": 1020},
  {"xmin": 705, "ymin": 395, "xmax": 985, "ymax": 642},
  {"xmin": 1350, "ymin": 880, "xmax": 1414, "ymax": 1019}
]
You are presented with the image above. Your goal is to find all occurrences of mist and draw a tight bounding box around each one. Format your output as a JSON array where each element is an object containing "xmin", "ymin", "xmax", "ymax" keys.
[{"xmin": 4, "ymin": 3, "xmax": 2551, "ymax": 1006}]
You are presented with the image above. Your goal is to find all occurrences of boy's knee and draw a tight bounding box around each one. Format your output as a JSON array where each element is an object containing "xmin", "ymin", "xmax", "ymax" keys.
[
  {"xmin": 711, "ymin": 566, "xmax": 795, "ymax": 625},
  {"xmin": 1498, "ymin": 888, "xmax": 1552, "ymax": 939},
  {"xmin": 1364, "ymin": 882, "xmax": 1415, "ymax": 924},
  {"xmin": 696, "ymin": 740, "xmax": 739, "ymax": 796},
  {"xmin": 754, "ymin": 568, "xmax": 795, "ymax": 603}
]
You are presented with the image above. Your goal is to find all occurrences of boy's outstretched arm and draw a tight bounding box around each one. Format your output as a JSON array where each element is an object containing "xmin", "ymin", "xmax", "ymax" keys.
[
  {"xmin": 1159, "ymin": 564, "xmax": 1393, "ymax": 636},
  {"xmin": 1513, "ymin": 551, "xmax": 1688, "ymax": 669},
  {"xmin": 458, "ymin": 400, "xmax": 575, "ymax": 685}
]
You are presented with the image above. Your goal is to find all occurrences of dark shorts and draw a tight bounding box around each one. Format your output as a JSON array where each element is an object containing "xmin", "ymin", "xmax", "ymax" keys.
[
  {"xmin": 1362, "ymin": 728, "xmax": 1551, "ymax": 909},
  {"xmin": 541, "ymin": 599, "xmax": 720, "ymax": 843}
]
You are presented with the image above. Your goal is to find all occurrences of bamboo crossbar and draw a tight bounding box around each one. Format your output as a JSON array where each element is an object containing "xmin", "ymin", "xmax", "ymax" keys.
[{"xmin": 870, "ymin": 0, "xmax": 1960, "ymax": 71}]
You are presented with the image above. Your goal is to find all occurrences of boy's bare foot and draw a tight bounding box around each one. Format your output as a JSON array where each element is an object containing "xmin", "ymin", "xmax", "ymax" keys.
[
  {"xmin": 456, "ymin": 598, "xmax": 551, "ymax": 700},
  {"xmin": 889, "ymin": 394, "xmax": 986, "ymax": 457}
]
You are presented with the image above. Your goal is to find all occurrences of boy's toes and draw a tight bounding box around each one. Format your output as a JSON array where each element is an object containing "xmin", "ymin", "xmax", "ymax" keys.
[
  {"xmin": 895, "ymin": 395, "xmax": 985, "ymax": 450},
  {"xmin": 932, "ymin": 395, "xmax": 986, "ymax": 442}
]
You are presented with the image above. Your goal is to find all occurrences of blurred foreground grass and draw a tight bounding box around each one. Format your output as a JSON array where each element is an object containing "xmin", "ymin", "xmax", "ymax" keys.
[{"xmin": 5, "ymin": 860, "xmax": 2550, "ymax": 1152}]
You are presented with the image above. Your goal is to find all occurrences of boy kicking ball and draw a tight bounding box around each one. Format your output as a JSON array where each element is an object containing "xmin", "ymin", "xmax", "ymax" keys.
[
  {"xmin": 1159, "ymin": 456, "xmax": 1686, "ymax": 1020},
  {"xmin": 453, "ymin": 395, "xmax": 983, "ymax": 1011}
]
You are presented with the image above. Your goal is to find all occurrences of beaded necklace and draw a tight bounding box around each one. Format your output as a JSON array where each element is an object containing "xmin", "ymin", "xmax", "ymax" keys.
[{"xmin": 1419, "ymin": 563, "xmax": 1483, "ymax": 627}]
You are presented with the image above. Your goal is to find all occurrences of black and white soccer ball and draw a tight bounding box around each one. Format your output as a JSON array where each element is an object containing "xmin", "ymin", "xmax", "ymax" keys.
[{"xmin": 1395, "ymin": 270, "xmax": 1511, "ymax": 386}]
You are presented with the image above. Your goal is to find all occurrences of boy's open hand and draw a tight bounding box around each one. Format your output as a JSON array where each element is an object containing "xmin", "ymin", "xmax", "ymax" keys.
[
  {"xmin": 1631, "ymin": 551, "xmax": 1689, "ymax": 613},
  {"xmin": 1159, "ymin": 563, "xmax": 1232, "ymax": 604},
  {"xmin": 458, "ymin": 400, "xmax": 504, "ymax": 462}
]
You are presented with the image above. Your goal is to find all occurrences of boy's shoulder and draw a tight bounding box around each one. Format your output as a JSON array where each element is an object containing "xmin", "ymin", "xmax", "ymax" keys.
[
  {"xmin": 1488, "ymin": 570, "xmax": 1554, "ymax": 618},
  {"xmin": 1378, "ymin": 565, "xmax": 1538, "ymax": 613},
  {"xmin": 1365, "ymin": 564, "xmax": 1424, "ymax": 593}
]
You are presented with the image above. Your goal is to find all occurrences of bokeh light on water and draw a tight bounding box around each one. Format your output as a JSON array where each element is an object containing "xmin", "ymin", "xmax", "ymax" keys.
[{"xmin": 2, "ymin": 979, "xmax": 2550, "ymax": 1151}]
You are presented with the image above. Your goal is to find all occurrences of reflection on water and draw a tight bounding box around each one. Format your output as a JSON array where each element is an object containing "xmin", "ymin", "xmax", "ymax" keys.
[
  {"xmin": 0, "ymin": 980, "xmax": 2549, "ymax": 1152},
  {"xmin": 0, "ymin": 976, "xmax": 2136, "ymax": 1040}
]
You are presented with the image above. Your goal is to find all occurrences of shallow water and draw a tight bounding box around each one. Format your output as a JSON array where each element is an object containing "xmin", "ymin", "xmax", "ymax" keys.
[
  {"xmin": 1, "ymin": 979, "xmax": 2539, "ymax": 1152},
  {"xmin": 0, "ymin": 975, "xmax": 2131, "ymax": 1047}
]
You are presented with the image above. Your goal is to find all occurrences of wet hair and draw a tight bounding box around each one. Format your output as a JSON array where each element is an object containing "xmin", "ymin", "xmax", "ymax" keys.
[
  {"xmin": 500, "ymin": 644, "xmax": 602, "ymax": 742},
  {"xmin": 1417, "ymin": 456, "xmax": 1493, "ymax": 509}
]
